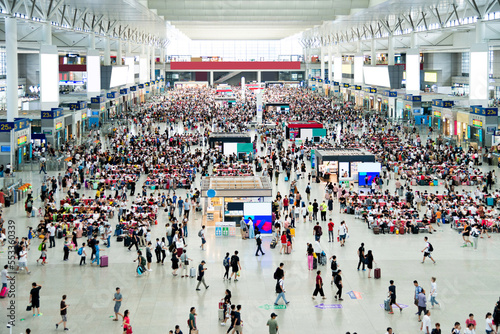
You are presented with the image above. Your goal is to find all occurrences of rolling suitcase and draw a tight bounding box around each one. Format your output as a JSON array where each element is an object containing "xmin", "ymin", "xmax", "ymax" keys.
[
  {"xmin": 487, "ymin": 197, "xmax": 495, "ymax": 206},
  {"xmin": 286, "ymin": 243, "xmax": 292, "ymax": 254},
  {"xmin": 384, "ymin": 298, "xmax": 391, "ymax": 311},
  {"xmin": 218, "ymin": 309, "xmax": 225, "ymax": 321},
  {"xmin": 374, "ymin": 267, "xmax": 381, "ymax": 279},
  {"xmin": 373, "ymin": 227, "xmax": 380, "ymax": 235},
  {"xmin": 0, "ymin": 287, "xmax": 8, "ymax": 298},
  {"xmin": 100, "ymin": 255, "xmax": 108, "ymax": 267},
  {"xmin": 124, "ymin": 236, "xmax": 131, "ymax": 247},
  {"xmin": 319, "ymin": 252, "xmax": 327, "ymax": 265},
  {"xmin": 313, "ymin": 257, "xmax": 318, "ymax": 269},
  {"xmin": 190, "ymin": 267, "xmax": 196, "ymax": 278},
  {"xmin": 270, "ymin": 239, "xmax": 277, "ymax": 249},
  {"xmin": 399, "ymin": 227, "xmax": 405, "ymax": 235},
  {"xmin": 412, "ymin": 226, "xmax": 419, "ymax": 234},
  {"xmin": 57, "ymin": 229, "xmax": 63, "ymax": 239}
]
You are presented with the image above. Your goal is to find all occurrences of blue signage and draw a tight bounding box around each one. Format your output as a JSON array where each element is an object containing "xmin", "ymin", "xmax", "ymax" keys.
[
  {"xmin": 91, "ymin": 96, "xmax": 104, "ymax": 104},
  {"xmin": 120, "ymin": 88, "xmax": 128, "ymax": 95},
  {"xmin": 41, "ymin": 109, "xmax": 63, "ymax": 119},
  {"xmin": 130, "ymin": 86, "xmax": 137, "ymax": 92},
  {"xmin": 405, "ymin": 94, "xmax": 421, "ymax": 102},
  {"xmin": 69, "ymin": 101, "xmax": 86, "ymax": 110},
  {"xmin": 470, "ymin": 106, "xmax": 498, "ymax": 116},
  {"xmin": 333, "ymin": 81, "xmax": 339, "ymax": 86},
  {"xmin": 138, "ymin": 84, "xmax": 144, "ymax": 89},
  {"xmin": 106, "ymin": 92, "xmax": 117, "ymax": 99},
  {"xmin": 383, "ymin": 90, "xmax": 397, "ymax": 97},
  {"xmin": 0, "ymin": 119, "xmax": 30, "ymax": 132},
  {"xmin": 342, "ymin": 83, "xmax": 350, "ymax": 88}
]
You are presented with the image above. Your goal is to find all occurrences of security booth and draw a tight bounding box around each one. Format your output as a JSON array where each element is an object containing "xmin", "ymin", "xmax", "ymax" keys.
[
  {"xmin": 402, "ymin": 94, "xmax": 422, "ymax": 121},
  {"xmin": 41, "ymin": 108, "xmax": 64, "ymax": 149},
  {"xmin": 200, "ymin": 176, "xmax": 273, "ymax": 235},
  {"xmin": 120, "ymin": 88, "xmax": 130, "ymax": 113},
  {"xmin": 285, "ymin": 121, "xmax": 325, "ymax": 142},
  {"xmin": 106, "ymin": 92, "xmax": 119, "ymax": 120},
  {"xmin": 208, "ymin": 133, "xmax": 252, "ymax": 159},
  {"xmin": 315, "ymin": 149, "xmax": 376, "ymax": 185},
  {"xmin": 430, "ymin": 100, "xmax": 455, "ymax": 136},
  {"xmin": 69, "ymin": 101, "xmax": 87, "ymax": 140},
  {"xmin": 469, "ymin": 107, "xmax": 498, "ymax": 148}
]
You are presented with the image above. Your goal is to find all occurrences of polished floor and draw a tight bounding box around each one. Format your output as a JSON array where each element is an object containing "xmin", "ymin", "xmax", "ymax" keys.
[{"xmin": 1, "ymin": 123, "xmax": 499, "ymax": 334}]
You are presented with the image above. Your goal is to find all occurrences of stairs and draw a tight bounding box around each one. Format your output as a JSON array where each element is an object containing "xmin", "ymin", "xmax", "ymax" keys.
[{"xmin": 214, "ymin": 71, "xmax": 242, "ymax": 84}]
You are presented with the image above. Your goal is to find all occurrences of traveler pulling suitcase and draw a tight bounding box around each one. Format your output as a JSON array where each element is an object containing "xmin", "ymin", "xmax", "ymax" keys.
[
  {"xmin": 100, "ymin": 255, "xmax": 108, "ymax": 267},
  {"xmin": 190, "ymin": 267, "xmax": 196, "ymax": 278},
  {"xmin": 319, "ymin": 252, "xmax": 327, "ymax": 266},
  {"xmin": 384, "ymin": 298, "xmax": 391, "ymax": 311},
  {"xmin": 374, "ymin": 267, "xmax": 381, "ymax": 279}
]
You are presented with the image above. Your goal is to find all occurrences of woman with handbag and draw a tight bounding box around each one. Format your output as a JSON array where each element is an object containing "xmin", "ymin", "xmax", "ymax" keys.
[
  {"xmin": 122, "ymin": 310, "xmax": 132, "ymax": 334},
  {"xmin": 180, "ymin": 249, "xmax": 192, "ymax": 278}
]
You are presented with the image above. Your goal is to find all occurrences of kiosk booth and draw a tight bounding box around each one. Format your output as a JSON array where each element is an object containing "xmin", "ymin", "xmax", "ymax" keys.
[
  {"xmin": 69, "ymin": 101, "xmax": 87, "ymax": 139},
  {"xmin": 315, "ymin": 149, "xmax": 376, "ymax": 184},
  {"xmin": 201, "ymin": 176, "xmax": 273, "ymax": 235},
  {"xmin": 285, "ymin": 121, "xmax": 325, "ymax": 141},
  {"xmin": 120, "ymin": 88, "xmax": 130, "ymax": 113},
  {"xmin": 430, "ymin": 100, "xmax": 455, "ymax": 136},
  {"xmin": 469, "ymin": 106, "xmax": 498, "ymax": 147},
  {"xmin": 381, "ymin": 90, "xmax": 397, "ymax": 117},
  {"xmin": 0, "ymin": 118, "xmax": 31, "ymax": 168},
  {"xmin": 353, "ymin": 85, "xmax": 363, "ymax": 106},
  {"xmin": 106, "ymin": 92, "xmax": 119, "ymax": 119},
  {"xmin": 402, "ymin": 94, "xmax": 422, "ymax": 121},
  {"xmin": 363, "ymin": 87, "xmax": 377, "ymax": 111},
  {"xmin": 208, "ymin": 133, "xmax": 252, "ymax": 158},
  {"xmin": 41, "ymin": 108, "xmax": 64, "ymax": 149},
  {"xmin": 89, "ymin": 96, "xmax": 106, "ymax": 128}
]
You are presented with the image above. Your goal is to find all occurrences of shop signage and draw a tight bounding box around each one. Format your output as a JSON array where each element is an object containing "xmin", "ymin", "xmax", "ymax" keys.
[
  {"xmin": 69, "ymin": 102, "xmax": 85, "ymax": 110},
  {"xmin": 130, "ymin": 86, "xmax": 137, "ymax": 92},
  {"xmin": 120, "ymin": 88, "xmax": 128, "ymax": 95},
  {"xmin": 470, "ymin": 106, "xmax": 498, "ymax": 116},
  {"xmin": 91, "ymin": 96, "xmax": 104, "ymax": 104},
  {"xmin": 41, "ymin": 108, "xmax": 63, "ymax": 119},
  {"xmin": 432, "ymin": 99, "xmax": 442, "ymax": 106},
  {"xmin": 433, "ymin": 110, "xmax": 442, "ymax": 117},
  {"xmin": 138, "ymin": 84, "xmax": 144, "ymax": 89},
  {"xmin": 0, "ymin": 122, "xmax": 13, "ymax": 132},
  {"xmin": 81, "ymin": 113, "xmax": 87, "ymax": 119},
  {"xmin": 318, "ymin": 79, "xmax": 323, "ymax": 83},
  {"xmin": 17, "ymin": 135, "xmax": 27, "ymax": 145},
  {"xmin": 439, "ymin": 101, "xmax": 454, "ymax": 108},
  {"xmin": 343, "ymin": 83, "xmax": 350, "ymax": 88},
  {"xmin": 405, "ymin": 94, "xmax": 422, "ymax": 102},
  {"xmin": 107, "ymin": 92, "xmax": 117, "ymax": 99},
  {"xmin": 383, "ymin": 99, "xmax": 388, "ymax": 104},
  {"xmin": 354, "ymin": 85, "xmax": 362, "ymax": 90},
  {"xmin": 383, "ymin": 90, "xmax": 397, "ymax": 97},
  {"xmin": 405, "ymin": 104, "xmax": 411, "ymax": 110},
  {"xmin": 55, "ymin": 122, "xmax": 63, "ymax": 130},
  {"xmin": 364, "ymin": 87, "xmax": 377, "ymax": 93},
  {"xmin": 145, "ymin": 82, "xmax": 150, "ymax": 87},
  {"xmin": 472, "ymin": 119, "xmax": 483, "ymax": 127},
  {"xmin": 333, "ymin": 81, "xmax": 339, "ymax": 86},
  {"xmin": 100, "ymin": 106, "xmax": 105, "ymax": 112}
]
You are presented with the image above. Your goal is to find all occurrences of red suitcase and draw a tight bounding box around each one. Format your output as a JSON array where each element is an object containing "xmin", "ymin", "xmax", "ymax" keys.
[
  {"xmin": 399, "ymin": 227, "xmax": 405, "ymax": 235},
  {"xmin": 374, "ymin": 268, "xmax": 381, "ymax": 279},
  {"xmin": 0, "ymin": 287, "xmax": 8, "ymax": 298},
  {"xmin": 100, "ymin": 255, "xmax": 108, "ymax": 267}
]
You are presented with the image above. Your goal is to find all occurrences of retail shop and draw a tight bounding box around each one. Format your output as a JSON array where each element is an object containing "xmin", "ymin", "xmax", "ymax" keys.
[
  {"xmin": 200, "ymin": 176, "xmax": 273, "ymax": 235},
  {"xmin": 362, "ymin": 87, "xmax": 377, "ymax": 111},
  {"xmin": 402, "ymin": 94, "xmax": 422, "ymax": 121},
  {"xmin": 0, "ymin": 119, "xmax": 31, "ymax": 168},
  {"xmin": 430, "ymin": 99, "xmax": 454, "ymax": 136},
  {"xmin": 41, "ymin": 108, "xmax": 64, "ymax": 149},
  {"xmin": 89, "ymin": 96, "xmax": 106, "ymax": 128},
  {"xmin": 382, "ymin": 90, "xmax": 397, "ymax": 117},
  {"xmin": 315, "ymin": 149, "xmax": 376, "ymax": 184},
  {"xmin": 469, "ymin": 107, "xmax": 498, "ymax": 147},
  {"xmin": 285, "ymin": 121, "xmax": 325, "ymax": 142},
  {"xmin": 120, "ymin": 88, "xmax": 130, "ymax": 114},
  {"xmin": 208, "ymin": 133, "xmax": 252, "ymax": 158},
  {"xmin": 353, "ymin": 85, "xmax": 363, "ymax": 106},
  {"xmin": 106, "ymin": 92, "xmax": 119, "ymax": 118},
  {"xmin": 341, "ymin": 83, "xmax": 354, "ymax": 104},
  {"xmin": 69, "ymin": 101, "xmax": 87, "ymax": 139}
]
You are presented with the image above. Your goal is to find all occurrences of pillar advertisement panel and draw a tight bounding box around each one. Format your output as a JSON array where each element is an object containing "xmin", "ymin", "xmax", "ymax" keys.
[{"xmin": 40, "ymin": 45, "xmax": 59, "ymax": 110}]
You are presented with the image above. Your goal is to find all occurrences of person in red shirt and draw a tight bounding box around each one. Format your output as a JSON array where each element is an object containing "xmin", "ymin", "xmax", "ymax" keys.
[
  {"xmin": 465, "ymin": 313, "xmax": 476, "ymax": 330},
  {"xmin": 328, "ymin": 219, "xmax": 335, "ymax": 242},
  {"xmin": 312, "ymin": 270, "xmax": 326, "ymax": 299},
  {"xmin": 283, "ymin": 197, "xmax": 289, "ymax": 214},
  {"xmin": 279, "ymin": 232, "xmax": 288, "ymax": 255}
]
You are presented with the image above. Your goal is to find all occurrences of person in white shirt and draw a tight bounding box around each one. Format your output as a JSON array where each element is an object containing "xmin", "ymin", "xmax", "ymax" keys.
[
  {"xmin": 18, "ymin": 245, "xmax": 31, "ymax": 274},
  {"xmin": 338, "ymin": 221, "xmax": 348, "ymax": 247},
  {"xmin": 430, "ymin": 277, "xmax": 440, "ymax": 307},
  {"xmin": 421, "ymin": 310, "xmax": 431, "ymax": 334},
  {"xmin": 49, "ymin": 224, "xmax": 56, "ymax": 248},
  {"xmin": 485, "ymin": 312, "xmax": 494, "ymax": 334}
]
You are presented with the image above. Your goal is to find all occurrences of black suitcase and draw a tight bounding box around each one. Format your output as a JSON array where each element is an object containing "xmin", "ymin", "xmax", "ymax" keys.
[
  {"xmin": 4, "ymin": 198, "xmax": 10, "ymax": 207},
  {"xmin": 57, "ymin": 229, "xmax": 63, "ymax": 239},
  {"xmin": 124, "ymin": 236, "xmax": 131, "ymax": 247},
  {"xmin": 313, "ymin": 258, "xmax": 318, "ymax": 269},
  {"xmin": 77, "ymin": 183, "xmax": 81, "ymax": 190},
  {"xmin": 412, "ymin": 226, "xmax": 419, "ymax": 234}
]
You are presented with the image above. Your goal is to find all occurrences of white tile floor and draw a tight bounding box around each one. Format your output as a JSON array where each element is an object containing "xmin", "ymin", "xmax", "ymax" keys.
[{"xmin": 1, "ymin": 124, "xmax": 499, "ymax": 334}]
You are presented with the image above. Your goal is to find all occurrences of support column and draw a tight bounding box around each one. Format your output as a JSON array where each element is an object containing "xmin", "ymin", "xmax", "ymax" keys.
[
  {"xmin": 241, "ymin": 77, "xmax": 246, "ymax": 100},
  {"xmin": 320, "ymin": 47, "xmax": 325, "ymax": 82},
  {"xmin": 117, "ymin": 39, "xmax": 123, "ymax": 65},
  {"xmin": 104, "ymin": 37, "xmax": 111, "ymax": 65},
  {"xmin": 388, "ymin": 34, "xmax": 395, "ymax": 65},
  {"xmin": 354, "ymin": 53, "xmax": 363, "ymax": 84},
  {"xmin": 469, "ymin": 43, "xmax": 489, "ymax": 106},
  {"xmin": 40, "ymin": 44, "xmax": 59, "ymax": 109},
  {"xmin": 328, "ymin": 46, "xmax": 333, "ymax": 83},
  {"xmin": 146, "ymin": 45, "xmax": 151, "ymax": 81},
  {"xmin": 333, "ymin": 53, "xmax": 342, "ymax": 83},
  {"xmin": 257, "ymin": 70, "xmax": 261, "ymax": 84},
  {"xmin": 89, "ymin": 33, "xmax": 95, "ymax": 49},
  {"xmin": 210, "ymin": 71, "xmax": 214, "ymax": 86},
  {"xmin": 87, "ymin": 49, "xmax": 101, "ymax": 99},
  {"xmin": 151, "ymin": 46, "xmax": 156, "ymax": 81},
  {"xmin": 371, "ymin": 39, "xmax": 376, "ymax": 65},
  {"xmin": 42, "ymin": 23, "xmax": 52, "ymax": 45},
  {"xmin": 406, "ymin": 49, "xmax": 421, "ymax": 95},
  {"xmin": 6, "ymin": 17, "xmax": 18, "ymax": 122}
]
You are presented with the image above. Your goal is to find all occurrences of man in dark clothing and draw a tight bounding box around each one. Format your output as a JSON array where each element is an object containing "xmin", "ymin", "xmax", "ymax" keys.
[
  {"xmin": 312, "ymin": 200, "xmax": 319, "ymax": 221},
  {"xmin": 273, "ymin": 263, "xmax": 284, "ymax": 292},
  {"xmin": 128, "ymin": 228, "xmax": 140, "ymax": 252},
  {"xmin": 29, "ymin": 283, "xmax": 42, "ymax": 316},
  {"xmin": 334, "ymin": 270, "xmax": 343, "ymax": 300},
  {"xmin": 255, "ymin": 235, "xmax": 265, "ymax": 256},
  {"xmin": 357, "ymin": 243, "xmax": 366, "ymax": 271}
]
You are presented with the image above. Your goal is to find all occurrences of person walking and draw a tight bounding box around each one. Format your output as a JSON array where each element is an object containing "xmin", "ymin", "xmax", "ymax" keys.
[
  {"xmin": 267, "ymin": 313, "xmax": 279, "ymax": 334},
  {"xmin": 196, "ymin": 260, "xmax": 209, "ymax": 290},
  {"xmin": 180, "ymin": 249, "xmax": 192, "ymax": 278},
  {"xmin": 91, "ymin": 240, "xmax": 101, "ymax": 266},
  {"xmin": 421, "ymin": 237, "xmax": 436, "ymax": 264},
  {"xmin": 330, "ymin": 255, "xmax": 339, "ymax": 284},
  {"xmin": 122, "ymin": 310, "xmax": 131, "ymax": 334},
  {"xmin": 229, "ymin": 251, "xmax": 241, "ymax": 281},
  {"xmin": 430, "ymin": 277, "xmax": 440, "ymax": 308},
  {"xmin": 29, "ymin": 282, "xmax": 42, "ymax": 317},
  {"xmin": 113, "ymin": 287, "xmax": 123, "ymax": 321},
  {"xmin": 388, "ymin": 280, "xmax": 403, "ymax": 314},
  {"xmin": 255, "ymin": 234, "xmax": 265, "ymax": 256},
  {"xmin": 320, "ymin": 201, "xmax": 327, "ymax": 221},
  {"xmin": 417, "ymin": 290, "xmax": 427, "ymax": 322},
  {"xmin": 334, "ymin": 270, "xmax": 343, "ymax": 300},
  {"xmin": 357, "ymin": 242, "xmax": 366, "ymax": 271},
  {"xmin": 19, "ymin": 245, "xmax": 31, "ymax": 274},
  {"xmin": 78, "ymin": 243, "xmax": 87, "ymax": 265},
  {"xmin": 470, "ymin": 225, "xmax": 480, "ymax": 251},
  {"xmin": 274, "ymin": 274, "xmax": 289, "ymax": 306},
  {"xmin": 229, "ymin": 305, "xmax": 243, "ymax": 334},
  {"xmin": 421, "ymin": 310, "xmax": 432, "ymax": 334},
  {"xmin": 55, "ymin": 295, "xmax": 69, "ymax": 331},
  {"xmin": 328, "ymin": 219, "xmax": 334, "ymax": 242},
  {"xmin": 313, "ymin": 222, "xmax": 323, "ymax": 242},
  {"xmin": 188, "ymin": 307, "xmax": 197, "ymax": 334},
  {"xmin": 338, "ymin": 221, "xmax": 348, "ymax": 247},
  {"xmin": 485, "ymin": 312, "xmax": 494, "ymax": 334},
  {"xmin": 223, "ymin": 252, "xmax": 230, "ymax": 280},
  {"xmin": 312, "ymin": 270, "xmax": 326, "ymax": 300},
  {"xmin": 1, "ymin": 264, "xmax": 12, "ymax": 290}
]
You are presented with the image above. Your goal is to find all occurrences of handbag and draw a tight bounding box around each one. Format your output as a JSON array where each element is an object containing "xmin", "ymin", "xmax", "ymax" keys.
[
  {"xmin": 184, "ymin": 260, "xmax": 189, "ymax": 266},
  {"xmin": 26, "ymin": 304, "xmax": 32, "ymax": 311},
  {"xmin": 126, "ymin": 325, "xmax": 133, "ymax": 334}
]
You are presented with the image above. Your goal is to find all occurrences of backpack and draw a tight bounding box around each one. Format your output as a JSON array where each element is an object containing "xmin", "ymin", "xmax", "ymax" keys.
[
  {"xmin": 38, "ymin": 243, "xmax": 44, "ymax": 251},
  {"xmin": 428, "ymin": 243, "xmax": 434, "ymax": 252},
  {"xmin": 305, "ymin": 186, "xmax": 311, "ymax": 194},
  {"xmin": 77, "ymin": 247, "xmax": 83, "ymax": 256},
  {"xmin": 331, "ymin": 260, "xmax": 337, "ymax": 271},
  {"xmin": 198, "ymin": 229, "xmax": 203, "ymax": 237},
  {"xmin": 223, "ymin": 257, "xmax": 229, "ymax": 267},
  {"xmin": 273, "ymin": 268, "xmax": 280, "ymax": 280}
]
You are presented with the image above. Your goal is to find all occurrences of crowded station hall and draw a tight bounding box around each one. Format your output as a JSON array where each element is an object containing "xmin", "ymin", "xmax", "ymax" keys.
[{"xmin": 2, "ymin": 1, "xmax": 500, "ymax": 334}]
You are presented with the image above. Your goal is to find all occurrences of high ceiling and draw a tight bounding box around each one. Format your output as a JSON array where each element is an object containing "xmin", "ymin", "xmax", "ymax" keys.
[{"xmin": 148, "ymin": 0, "xmax": 372, "ymax": 40}]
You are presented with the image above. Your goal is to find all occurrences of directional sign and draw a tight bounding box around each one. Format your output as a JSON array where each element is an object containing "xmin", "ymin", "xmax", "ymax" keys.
[
  {"xmin": 314, "ymin": 303, "xmax": 343, "ymax": 309},
  {"xmin": 379, "ymin": 303, "xmax": 409, "ymax": 310},
  {"xmin": 258, "ymin": 304, "xmax": 287, "ymax": 310}
]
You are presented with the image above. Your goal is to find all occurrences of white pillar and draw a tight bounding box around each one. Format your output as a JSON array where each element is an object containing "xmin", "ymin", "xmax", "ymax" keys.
[
  {"xmin": 256, "ymin": 90, "xmax": 263, "ymax": 123},
  {"xmin": 6, "ymin": 17, "xmax": 18, "ymax": 122},
  {"xmin": 40, "ymin": 45, "xmax": 59, "ymax": 109},
  {"xmin": 151, "ymin": 46, "xmax": 156, "ymax": 81},
  {"xmin": 257, "ymin": 70, "xmax": 261, "ymax": 83},
  {"xmin": 160, "ymin": 47, "xmax": 165, "ymax": 64},
  {"xmin": 371, "ymin": 39, "xmax": 376, "ymax": 65},
  {"xmin": 469, "ymin": 43, "xmax": 489, "ymax": 106},
  {"xmin": 328, "ymin": 46, "xmax": 333, "ymax": 83},
  {"xmin": 127, "ymin": 41, "xmax": 132, "ymax": 55},
  {"xmin": 145, "ymin": 45, "xmax": 150, "ymax": 81},
  {"xmin": 139, "ymin": 55, "xmax": 147, "ymax": 83},
  {"xmin": 406, "ymin": 49, "xmax": 420, "ymax": 95},
  {"xmin": 476, "ymin": 21, "xmax": 486, "ymax": 43},
  {"xmin": 117, "ymin": 39, "xmax": 123, "ymax": 65},
  {"xmin": 210, "ymin": 71, "xmax": 214, "ymax": 86},
  {"xmin": 87, "ymin": 49, "xmax": 101, "ymax": 99},
  {"xmin": 388, "ymin": 35, "xmax": 395, "ymax": 65},
  {"xmin": 42, "ymin": 23, "xmax": 52, "ymax": 45},
  {"xmin": 410, "ymin": 32, "xmax": 417, "ymax": 49},
  {"xmin": 104, "ymin": 37, "xmax": 111, "ymax": 65},
  {"xmin": 89, "ymin": 33, "xmax": 95, "ymax": 49},
  {"xmin": 320, "ymin": 47, "xmax": 325, "ymax": 82},
  {"xmin": 333, "ymin": 54, "xmax": 342, "ymax": 83}
]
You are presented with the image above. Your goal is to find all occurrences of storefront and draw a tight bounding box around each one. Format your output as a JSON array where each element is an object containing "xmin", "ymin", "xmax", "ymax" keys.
[
  {"xmin": 106, "ymin": 92, "xmax": 119, "ymax": 119},
  {"xmin": 332, "ymin": 81, "xmax": 340, "ymax": 98},
  {"xmin": 120, "ymin": 88, "xmax": 130, "ymax": 114},
  {"xmin": 315, "ymin": 149, "xmax": 376, "ymax": 185},
  {"xmin": 285, "ymin": 121, "xmax": 325, "ymax": 142},
  {"xmin": 431, "ymin": 100, "xmax": 455, "ymax": 137},
  {"xmin": 382, "ymin": 90, "xmax": 397, "ymax": 117},
  {"xmin": 341, "ymin": 83, "xmax": 353, "ymax": 104},
  {"xmin": 353, "ymin": 85, "xmax": 363, "ymax": 106},
  {"xmin": 89, "ymin": 96, "xmax": 107, "ymax": 128},
  {"xmin": 208, "ymin": 133, "xmax": 252, "ymax": 159},
  {"xmin": 456, "ymin": 111, "xmax": 469, "ymax": 142},
  {"xmin": 200, "ymin": 176, "xmax": 273, "ymax": 235},
  {"xmin": 469, "ymin": 107, "xmax": 498, "ymax": 147},
  {"xmin": 363, "ymin": 87, "xmax": 377, "ymax": 111},
  {"xmin": 402, "ymin": 94, "xmax": 422, "ymax": 121},
  {"xmin": 41, "ymin": 108, "xmax": 64, "ymax": 149},
  {"xmin": 69, "ymin": 101, "xmax": 87, "ymax": 139},
  {"xmin": 0, "ymin": 119, "xmax": 31, "ymax": 168}
]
